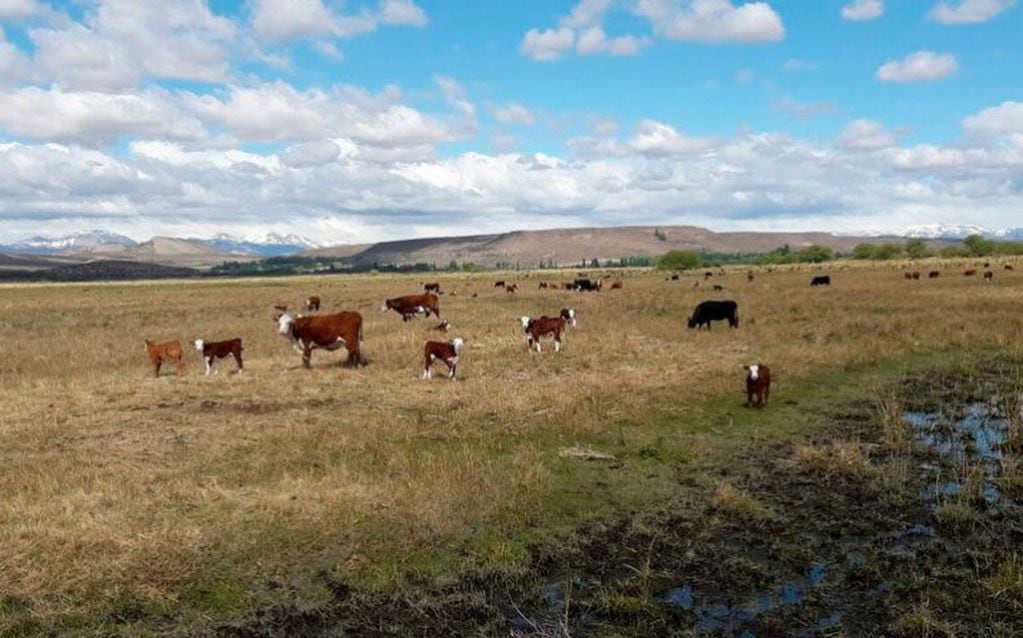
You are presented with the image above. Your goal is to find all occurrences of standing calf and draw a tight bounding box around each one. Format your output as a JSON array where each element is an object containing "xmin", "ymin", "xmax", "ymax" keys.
[
  {"xmin": 305, "ymin": 296, "xmax": 321, "ymax": 311},
  {"xmin": 520, "ymin": 310, "xmax": 574, "ymax": 353},
  {"xmin": 422, "ymin": 338, "xmax": 465, "ymax": 379},
  {"xmin": 145, "ymin": 340, "xmax": 185, "ymax": 377},
  {"xmin": 745, "ymin": 364, "xmax": 771, "ymax": 408},
  {"xmin": 193, "ymin": 338, "xmax": 244, "ymax": 376}
]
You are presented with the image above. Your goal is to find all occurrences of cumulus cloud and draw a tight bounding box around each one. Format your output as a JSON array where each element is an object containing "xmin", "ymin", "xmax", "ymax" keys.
[
  {"xmin": 378, "ymin": 0, "xmax": 429, "ymax": 26},
  {"xmin": 520, "ymin": 27, "xmax": 575, "ymax": 61},
  {"xmin": 929, "ymin": 0, "xmax": 1016, "ymax": 24},
  {"xmin": 627, "ymin": 120, "xmax": 711, "ymax": 155},
  {"xmin": 841, "ymin": 0, "xmax": 884, "ymax": 21},
  {"xmin": 249, "ymin": 0, "xmax": 426, "ymax": 43},
  {"xmin": 877, "ymin": 51, "xmax": 958, "ymax": 82},
  {"xmin": 839, "ymin": 119, "xmax": 897, "ymax": 149},
  {"xmin": 280, "ymin": 140, "xmax": 342, "ymax": 168},
  {"xmin": 520, "ymin": 0, "xmax": 649, "ymax": 61},
  {"xmin": 0, "ymin": 0, "xmax": 50, "ymax": 20},
  {"xmin": 963, "ymin": 100, "xmax": 1023, "ymax": 136},
  {"xmin": 493, "ymin": 103, "xmax": 536, "ymax": 126},
  {"xmin": 634, "ymin": 0, "xmax": 785, "ymax": 43}
]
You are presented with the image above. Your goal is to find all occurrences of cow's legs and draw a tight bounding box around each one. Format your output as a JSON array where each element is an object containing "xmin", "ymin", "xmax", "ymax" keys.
[
  {"xmin": 175, "ymin": 355, "xmax": 185, "ymax": 376},
  {"xmin": 204, "ymin": 357, "xmax": 213, "ymax": 376},
  {"xmin": 233, "ymin": 350, "xmax": 244, "ymax": 372},
  {"xmin": 153, "ymin": 359, "xmax": 161, "ymax": 378},
  {"xmin": 302, "ymin": 343, "xmax": 313, "ymax": 369}
]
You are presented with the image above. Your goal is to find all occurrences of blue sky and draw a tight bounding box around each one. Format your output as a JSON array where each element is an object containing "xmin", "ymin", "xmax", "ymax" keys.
[{"xmin": 0, "ymin": 0, "xmax": 1020, "ymax": 244}]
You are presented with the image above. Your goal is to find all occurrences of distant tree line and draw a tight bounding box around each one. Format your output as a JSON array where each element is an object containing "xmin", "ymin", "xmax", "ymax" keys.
[{"xmin": 852, "ymin": 235, "xmax": 1023, "ymax": 261}]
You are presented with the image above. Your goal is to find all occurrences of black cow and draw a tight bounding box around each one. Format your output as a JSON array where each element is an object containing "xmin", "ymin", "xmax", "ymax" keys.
[
  {"xmin": 810, "ymin": 275, "xmax": 831, "ymax": 287},
  {"xmin": 687, "ymin": 300, "xmax": 739, "ymax": 330},
  {"xmin": 572, "ymin": 278, "xmax": 603, "ymax": 291}
]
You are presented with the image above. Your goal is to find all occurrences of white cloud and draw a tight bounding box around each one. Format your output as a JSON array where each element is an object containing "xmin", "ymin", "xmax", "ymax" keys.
[
  {"xmin": 576, "ymin": 26, "xmax": 649, "ymax": 56},
  {"xmin": 634, "ymin": 0, "xmax": 785, "ymax": 43},
  {"xmin": 561, "ymin": 0, "xmax": 613, "ymax": 28},
  {"xmin": 0, "ymin": 0, "xmax": 48, "ymax": 20},
  {"xmin": 520, "ymin": 27, "xmax": 575, "ymax": 61},
  {"xmin": 877, "ymin": 51, "xmax": 958, "ymax": 82},
  {"xmin": 249, "ymin": 0, "xmax": 426, "ymax": 43},
  {"xmin": 628, "ymin": 120, "xmax": 711, "ymax": 155},
  {"xmin": 963, "ymin": 100, "xmax": 1023, "ymax": 136},
  {"xmin": 280, "ymin": 140, "xmax": 341, "ymax": 168},
  {"xmin": 493, "ymin": 103, "xmax": 536, "ymax": 126},
  {"xmin": 929, "ymin": 0, "xmax": 1016, "ymax": 24},
  {"xmin": 378, "ymin": 0, "xmax": 428, "ymax": 26},
  {"xmin": 839, "ymin": 119, "xmax": 897, "ymax": 149},
  {"xmin": 841, "ymin": 0, "xmax": 884, "ymax": 21}
]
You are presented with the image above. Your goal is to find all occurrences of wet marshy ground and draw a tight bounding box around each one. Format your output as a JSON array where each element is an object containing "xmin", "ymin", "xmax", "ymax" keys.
[{"xmin": 221, "ymin": 359, "xmax": 1023, "ymax": 637}]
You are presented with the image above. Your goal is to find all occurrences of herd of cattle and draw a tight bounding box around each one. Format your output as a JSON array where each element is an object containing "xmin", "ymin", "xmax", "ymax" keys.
[{"xmin": 143, "ymin": 263, "xmax": 1015, "ymax": 405}]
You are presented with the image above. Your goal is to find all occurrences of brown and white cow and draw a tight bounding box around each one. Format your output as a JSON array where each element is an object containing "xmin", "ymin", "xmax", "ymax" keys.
[
  {"xmin": 519, "ymin": 309, "xmax": 575, "ymax": 353},
  {"xmin": 276, "ymin": 312, "xmax": 364, "ymax": 369},
  {"xmin": 305, "ymin": 296, "xmax": 321, "ymax": 311},
  {"xmin": 745, "ymin": 363, "xmax": 771, "ymax": 409},
  {"xmin": 193, "ymin": 338, "xmax": 244, "ymax": 376},
  {"xmin": 382, "ymin": 293, "xmax": 440, "ymax": 322},
  {"xmin": 145, "ymin": 339, "xmax": 185, "ymax": 377},
  {"xmin": 422, "ymin": 338, "xmax": 465, "ymax": 379}
]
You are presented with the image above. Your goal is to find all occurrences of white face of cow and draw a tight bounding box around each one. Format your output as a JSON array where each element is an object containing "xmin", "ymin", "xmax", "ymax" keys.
[
  {"xmin": 276, "ymin": 314, "xmax": 294, "ymax": 336},
  {"xmin": 451, "ymin": 337, "xmax": 465, "ymax": 353},
  {"xmin": 747, "ymin": 364, "xmax": 760, "ymax": 380},
  {"xmin": 193, "ymin": 339, "xmax": 204, "ymax": 352},
  {"xmin": 380, "ymin": 300, "xmax": 389, "ymax": 312},
  {"xmin": 567, "ymin": 308, "xmax": 577, "ymax": 327},
  {"xmin": 519, "ymin": 316, "xmax": 531, "ymax": 331}
]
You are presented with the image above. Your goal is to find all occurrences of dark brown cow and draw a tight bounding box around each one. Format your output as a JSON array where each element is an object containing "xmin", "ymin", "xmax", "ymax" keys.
[
  {"xmin": 964, "ymin": 269, "xmax": 977, "ymax": 277},
  {"xmin": 506, "ymin": 283, "xmax": 519, "ymax": 293},
  {"xmin": 305, "ymin": 296, "xmax": 321, "ymax": 311},
  {"xmin": 1005, "ymin": 264, "xmax": 1015, "ymax": 271},
  {"xmin": 984, "ymin": 270, "xmax": 994, "ymax": 282},
  {"xmin": 193, "ymin": 338, "xmax": 243, "ymax": 376},
  {"xmin": 747, "ymin": 271, "xmax": 754, "ymax": 282},
  {"xmin": 928, "ymin": 270, "xmax": 941, "ymax": 279},
  {"xmin": 382, "ymin": 293, "xmax": 440, "ymax": 321},
  {"xmin": 520, "ymin": 309, "xmax": 575, "ymax": 353},
  {"xmin": 745, "ymin": 364, "xmax": 771, "ymax": 409},
  {"xmin": 423, "ymin": 282, "xmax": 441, "ymax": 294},
  {"xmin": 276, "ymin": 312, "xmax": 364, "ymax": 369},
  {"xmin": 610, "ymin": 280, "xmax": 623, "ymax": 289},
  {"xmin": 538, "ymin": 281, "xmax": 549, "ymax": 289},
  {"xmin": 494, "ymin": 280, "xmax": 506, "ymax": 288},
  {"xmin": 145, "ymin": 340, "xmax": 185, "ymax": 377},
  {"xmin": 559, "ymin": 308, "xmax": 577, "ymax": 328},
  {"xmin": 905, "ymin": 271, "xmax": 921, "ymax": 280},
  {"xmin": 422, "ymin": 338, "xmax": 464, "ymax": 379}
]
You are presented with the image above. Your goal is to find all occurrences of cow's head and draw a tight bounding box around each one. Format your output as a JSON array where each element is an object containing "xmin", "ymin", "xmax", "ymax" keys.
[
  {"xmin": 380, "ymin": 299, "xmax": 394, "ymax": 312},
  {"xmin": 192, "ymin": 339, "xmax": 205, "ymax": 352},
  {"xmin": 519, "ymin": 316, "xmax": 532, "ymax": 331},
  {"xmin": 451, "ymin": 337, "xmax": 465, "ymax": 353},
  {"xmin": 561, "ymin": 308, "xmax": 577, "ymax": 327},
  {"xmin": 276, "ymin": 313, "xmax": 295, "ymax": 336},
  {"xmin": 686, "ymin": 316, "xmax": 697, "ymax": 329},
  {"xmin": 746, "ymin": 364, "xmax": 760, "ymax": 381}
]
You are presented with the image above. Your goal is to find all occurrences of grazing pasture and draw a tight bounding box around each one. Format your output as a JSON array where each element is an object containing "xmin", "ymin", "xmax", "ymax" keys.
[{"xmin": 1, "ymin": 261, "xmax": 1022, "ymax": 633}]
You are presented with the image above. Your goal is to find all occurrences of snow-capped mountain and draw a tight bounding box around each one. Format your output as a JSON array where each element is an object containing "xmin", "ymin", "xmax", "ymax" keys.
[
  {"xmin": 196, "ymin": 233, "xmax": 322, "ymax": 256},
  {"xmin": 4, "ymin": 230, "xmax": 137, "ymax": 253},
  {"xmin": 905, "ymin": 224, "xmax": 1023, "ymax": 241}
]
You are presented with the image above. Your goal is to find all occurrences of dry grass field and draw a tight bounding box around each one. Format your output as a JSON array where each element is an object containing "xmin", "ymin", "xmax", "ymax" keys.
[{"xmin": 2, "ymin": 259, "xmax": 1022, "ymax": 633}]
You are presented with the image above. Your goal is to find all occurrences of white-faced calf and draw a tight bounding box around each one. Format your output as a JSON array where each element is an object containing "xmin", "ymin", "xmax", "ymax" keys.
[
  {"xmin": 745, "ymin": 363, "xmax": 771, "ymax": 408},
  {"xmin": 422, "ymin": 338, "xmax": 464, "ymax": 379},
  {"xmin": 193, "ymin": 338, "xmax": 244, "ymax": 376},
  {"xmin": 520, "ymin": 309, "xmax": 575, "ymax": 353}
]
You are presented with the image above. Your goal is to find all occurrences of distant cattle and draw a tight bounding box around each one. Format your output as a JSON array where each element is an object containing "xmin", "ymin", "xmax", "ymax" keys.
[
  {"xmin": 422, "ymin": 338, "xmax": 464, "ymax": 380},
  {"xmin": 193, "ymin": 338, "xmax": 244, "ymax": 376},
  {"xmin": 145, "ymin": 340, "xmax": 185, "ymax": 378},
  {"xmin": 506, "ymin": 283, "xmax": 519, "ymax": 293},
  {"xmin": 688, "ymin": 300, "xmax": 739, "ymax": 330},
  {"xmin": 713, "ymin": 284, "xmax": 725, "ymax": 291},
  {"xmin": 704, "ymin": 271, "xmax": 713, "ymax": 279},
  {"xmin": 538, "ymin": 281, "xmax": 549, "ymax": 289},
  {"xmin": 670, "ymin": 274, "xmax": 680, "ymax": 281},
  {"xmin": 276, "ymin": 311, "xmax": 364, "ymax": 369},
  {"xmin": 520, "ymin": 309, "xmax": 575, "ymax": 353},
  {"xmin": 494, "ymin": 280, "xmax": 506, "ymax": 288},
  {"xmin": 423, "ymin": 282, "xmax": 441, "ymax": 294},
  {"xmin": 610, "ymin": 280, "xmax": 623, "ymax": 289},
  {"xmin": 1006, "ymin": 264, "xmax": 1015, "ymax": 271},
  {"xmin": 747, "ymin": 271, "xmax": 754, "ymax": 282},
  {"xmin": 572, "ymin": 278, "xmax": 602, "ymax": 292},
  {"xmin": 382, "ymin": 293, "xmax": 440, "ymax": 321},
  {"xmin": 984, "ymin": 270, "xmax": 994, "ymax": 282},
  {"xmin": 964, "ymin": 269, "xmax": 977, "ymax": 277},
  {"xmin": 905, "ymin": 271, "xmax": 921, "ymax": 280},
  {"xmin": 810, "ymin": 275, "xmax": 831, "ymax": 287},
  {"xmin": 745, "ymin": 364, "xmax": 771, "ymax": 409},
  {"xmin": 305, "ymin": 296, "xmax": 321, "ymax": 311},
  {"xmin": 928, "ymin": 271, "xmax": 941, "ymax": 279},
  {"xmin": 432, "ymin": 320, "xmax": 452, "ymax": 332}
]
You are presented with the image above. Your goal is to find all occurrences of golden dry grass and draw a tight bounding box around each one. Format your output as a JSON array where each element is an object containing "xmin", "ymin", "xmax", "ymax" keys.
[{"xmin": 1, "ymin": 257, "xmax": 1022, "ymax": 625}]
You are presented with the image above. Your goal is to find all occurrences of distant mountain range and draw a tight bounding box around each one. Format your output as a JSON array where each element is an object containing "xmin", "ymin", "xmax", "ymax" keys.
[
  {"xmin": 904, "ymin": 225, "xmax": 1023, "ymax": 241},
  {"xmin": 0, "ymin": 230, "xmax": 320, "ymax": 257}
]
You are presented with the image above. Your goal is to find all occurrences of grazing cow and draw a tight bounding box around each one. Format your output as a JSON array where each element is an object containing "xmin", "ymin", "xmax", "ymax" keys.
[
  {"xmin": 305, "ymin": 296, "xmax": 321, "ymax": 311},
  {"xmin": 747, "ymin": 271, "xmax": 754, "ymax": 282},
  {"xmin": 276, "ymin": 312, "xmax": 364, "ymax": 369},
  {"xmin": 538, "ymin": 281, "xmax": 549, "ymax": 289},
  {"xmin": 506, "ymin": 283, "xmax": 519, "ymax": 293},
  {"xmin": 713, "ymin": 284, "xmax": 725, "ymax": 291},
  {"xmin": 929, "ymin": 270, "xmax": 941, "ymax": 279},
  {"xmin": 984, "ymin": 270, "xmax": 994, "ymax": 282},
  {"xmin": 422, "ymin": 338, "xmax": 465, "ymax": 379},
  {"xmin": 912, "ymin": 272, "xmax": 921, "ymax": 280},
  {"xmin": 964, "ymin": 269, "xmax": 977, "ymax": 277},
  {"xmin": 572, "ymin": 278, "xmax": 602, "ymax": 292},
  {"xmin": 905, "ymin": 271, "xmax": 921, "ymax": 280},
  {"xmin": 382, "ymin": 293, "xmax": 440, "ymax": 321},
  {"xmin": 810, "ymin": 275, "xmax": 831, "ymax": 287},
  {"xmin": 145, "ymin": 340, "xmax": 185, "ymax": 378},
  {"xmin": 670, "ymin": 274, "xmax": 680, "ymax": 281},
  {"xmin": 1005, "ymin": 264, "xmax": 1015, "ymax": 271},
  {"xmin": 494, "ymin": 280, "xmax": 506, "ymax": 288},
  {"xmin": 273, "ymin": 303, "xmax": 288, "ymax": 312},
  {"xmin": 687, "ymin": 300, "xmax": 739, "ymax": 330},
  {"xmin": 193, "ymin": 338, "xmax": 244, "ymax": 376},
  {"xmin": 432, "ymin": 320, "xmax": 452, "ymax": 332},
  {"xmin": 520, "ymin": 312, "xmax": 572, "ymax": 353},
  {"xmin": 745, "ymin": 364, "xmax": 771, "ymax": 409},
  {"xmin": 423, "ymin": 282, "xmax": 441, "ymax": 294},
  {"xmin": 704, "ymin": 271, "xmax": 713, "ymax": 279}
]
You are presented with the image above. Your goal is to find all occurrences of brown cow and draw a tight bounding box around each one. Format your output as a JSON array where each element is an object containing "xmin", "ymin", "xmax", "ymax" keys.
[
  {"xmin": 745, "ymin": 364, "xmax": 771, "ymax": 409},
  {"xmin": 305, "ymin": 296, "xmax": 321, "ymax": 311},
  {"xmin": 1006, "ymin": 264, "xmax": 1015, "ymax": 271},
  {"xmin": 422, "ymin": 338, "xmax": 464, "ymax": 379},
  {"xmin": 538, "ymin": 281, "xmax": 549, "ymax": 289},
  {"xmin": 276, "ymin": 312, "xmax": 364, "ymax": 369},
  {"xmin": 193, "ymin": 338, "xmax": 244, "ymax": 376},
  {"xmin": 520, "ymin": 309, "xmax": 574, "ymax": 353},
  {"xmin": 928, "ymin": 270, "xmax": 941, "ymax": 279},
  {"xmin": 506, "ymin": 283, "xmax": 519, "ymax": 293},
  {"xmin": 145, "ymin": 340, "xmax": 185, "ymax": 377},
  {"xmin": 610, "ymin": 280, "xmax": 623, "ymax": 289},
  {"xmin": 423, "ymin": 282, "xmax": 441, "ymax": 294},
  {"xmin": 559, "ymin": 308, "xmax": 577, "ymax": 328},
  {"xmin": 964, "ymin": 269, "xmax": 977, "ymax": 277},
  {"xmin": 984, "ymin": 270, "xmax": 994, "ymax": 282},
  {"xmin": 494, "ymin": 280, "xmax": 506, "ymax": 288},
  {"xmin": 381, "ymin": 293, "xmax": 440, "ymax": 321}
]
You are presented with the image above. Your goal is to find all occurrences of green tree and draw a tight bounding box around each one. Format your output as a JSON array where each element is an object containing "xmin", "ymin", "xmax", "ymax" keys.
[
  {"xmin": 963, "ymin": 234, "xmax": 995, "ymax": 257},
  {"xmin": 904, "ymin": 238, "xmax": 932, "ymax": 259},
  {"xmin": 656, "ymin": 250, "xmax": 702, "ymax": 271},
  {"xmin": 852, "ymin": 243, "xmax": 878, "ymax": 260},
  {"xmin": 796, "ymin": 245, "xmax": 833, "ymax": 263},
  {"xmin": 874, "ymin": 243, "xmax": 904, "ymax": 260}
]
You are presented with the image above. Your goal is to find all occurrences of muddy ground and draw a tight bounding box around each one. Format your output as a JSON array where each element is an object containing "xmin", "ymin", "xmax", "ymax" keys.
[{"xmin": 213, "ymin": 358, "xmax": 1023, "ymax": 637}]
